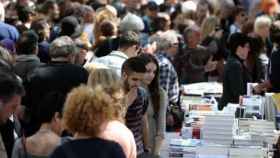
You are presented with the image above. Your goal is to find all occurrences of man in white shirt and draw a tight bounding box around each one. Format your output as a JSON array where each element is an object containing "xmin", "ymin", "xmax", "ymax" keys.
[{"xmin": 91, "ymin": 31, "xmax": 140, "ymax": 77}]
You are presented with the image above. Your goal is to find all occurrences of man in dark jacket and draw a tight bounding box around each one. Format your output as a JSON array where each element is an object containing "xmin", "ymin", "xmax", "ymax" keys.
[
  {"xmin": 219, "ymin": 33, "xmax": 251, "ymax": 110},
  {"xmin": 23, "ymin": 36, "xmax": 88, "ymax": 136},
  {"xmin": 14, "ymin": 30, "xmax": 41, "ymax": 82},
  {"xmin": 0, "ymin": 67, "xmax": 25, "ymax": 158},
  {"xmin": 174, "ymin": 25, "xmax": 217, "ymax": 84}
]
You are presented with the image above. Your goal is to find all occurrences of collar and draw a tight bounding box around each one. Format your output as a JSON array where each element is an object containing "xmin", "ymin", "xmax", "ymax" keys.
[
  {"xmin": 110, "ymin": 50, "xmax": 129, "ymax": 59},
  {"xmin": 157, "ymin": 51, "xmax": 173, "ymax": 61}
]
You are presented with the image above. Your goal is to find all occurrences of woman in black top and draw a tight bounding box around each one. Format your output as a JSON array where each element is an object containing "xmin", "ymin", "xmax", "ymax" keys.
[
  {"xmin": 219, "ymin": 33, "xmax": 251, "ymax": 110},
  {"xmin": 49, "ymin": 85, "xmax": 126, "ymax": 158},
  {"xmin": 50, "ymin": 138, "xmax": 125, "ymax": 158}
]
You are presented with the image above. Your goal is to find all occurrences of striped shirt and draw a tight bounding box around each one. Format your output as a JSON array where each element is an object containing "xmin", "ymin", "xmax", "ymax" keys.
[{"xmin": 125, "ymin": 88, "xmax": 148, "ymax": 156}]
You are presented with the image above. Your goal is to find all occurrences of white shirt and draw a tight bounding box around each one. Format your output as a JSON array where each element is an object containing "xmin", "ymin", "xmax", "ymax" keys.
[{"xmin": 92, "ymin": 51, "xmax": 129, "ymax": 77}]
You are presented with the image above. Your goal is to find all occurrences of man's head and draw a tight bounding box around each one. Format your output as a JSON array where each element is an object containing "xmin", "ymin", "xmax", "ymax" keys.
[
  {"xmin": 118, "ymin": 31, "xmax": 140, "ymax": 57},
  {"xmin": 233, "ymin": 6, "xmax": 246, "ymax": 25},
  {"xmin": 16, "ymin": 30, "xmax": 39, "ymax": 55},
  {"xmin": 183, "ymin": 25, "xmax": 201, "ymax": 48},
  {"xmin": 121, "ymin": 57, "xmax": 146, "ymax": 92},
  {"xmin": 119, "ymin": 13, "xmax": 144, "ymax": 33},
  {"xmin": 150, "ymin": 30, "xmax": 178, "ymax": 56},
  {"xmin": 229, "ymin": 33, "xmax": 250, "ymax": 60},
  {"xmin": 145, "ymin": 1, "xmax": 158, "ymax": 18},
  {"xmin": 49, "ymin": 36, "xmax": 78, "ymax": 63},
  {"xmin": 0, "ymin": 68, "xmax": 24, "ymax": 124}
]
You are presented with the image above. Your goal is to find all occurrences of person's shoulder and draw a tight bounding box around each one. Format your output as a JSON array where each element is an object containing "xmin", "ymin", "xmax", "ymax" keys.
[
  {"xmin": 104, "ymin": 121, "xmax": 135, "ymax": 142},
  {"xmin": 225, "ymin": 57, "xmax": 242, "ymax": 70},
  {"xmin": 156, "ymin": 54, "xmax": 172, "ymax": 66}
]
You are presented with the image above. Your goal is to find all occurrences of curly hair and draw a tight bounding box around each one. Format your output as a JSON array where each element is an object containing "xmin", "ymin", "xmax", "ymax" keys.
[{"xmin": 63, "ymin": 85, "xmax": 124, "ymax": 137}]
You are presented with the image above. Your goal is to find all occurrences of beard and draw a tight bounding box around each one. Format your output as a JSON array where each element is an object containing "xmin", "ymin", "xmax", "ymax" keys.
[{"xmin": 123, "ymin": 79, "xmax": 130, "ymax": 93}]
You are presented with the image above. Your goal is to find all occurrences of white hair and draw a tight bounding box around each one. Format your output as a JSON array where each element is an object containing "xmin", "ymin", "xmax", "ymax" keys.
[
  {"xmin": 254, "ymin": 15, "xmax": 272, "ymax": 33},
  {"xmin": 119, "ymin": 13, "xmax": 144, "ymax": 32},
  {"xmin": 150, "ymin": 30, "xmax": 178, "ymax": 51}
]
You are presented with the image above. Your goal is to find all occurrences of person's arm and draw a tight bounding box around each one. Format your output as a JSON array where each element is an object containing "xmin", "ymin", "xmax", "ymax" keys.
[
  {"xmin": 142, "ymin": 112, "xmax": 150, "ymax": 152},
  {"xmin": 11, "ymin": 139, "xmax": 22, "ymax": 158},
  {"xmin": 227, "ymin": 63, "xmax": 243, "ymax": 103},
  {"xmin": 169, "ymin": 65, "xmax": 179, "ymax": 104},
  {"xmin": 153, "ymin": 90, "xmax": 168, "ymax": 156},
  {"xmin": 269, "ymin": 52, "xmax": 280, "ymax": 90}
]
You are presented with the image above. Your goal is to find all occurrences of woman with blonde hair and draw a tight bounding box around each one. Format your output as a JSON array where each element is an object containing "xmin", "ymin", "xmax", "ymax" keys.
[
  {"xmin": 50, "ymin": 85, "xmax": 127, "ymax": 158},
  {"xmin": 200, "ymin": 16, "xmax": 225, "ymax": 81},
  {"xmin": 87, "ymin": 68, "xmax": 137, "ymax": 158},
  {"xmin": 254, "ymin": 15, "xmax": 273, "ymax": 77},
  {"xmin": 93, "ymin": 6, "xmax": 118, "ymax": 49}
]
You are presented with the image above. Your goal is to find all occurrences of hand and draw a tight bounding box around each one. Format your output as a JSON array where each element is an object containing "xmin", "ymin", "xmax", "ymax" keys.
[
  {"xmin": 126, "ymin": 88, "xmax": 137, "ymax": 106},
  {"xmin": 205, "ymin": 56, "xmax": 217, "ymax": 72},
  {"xmin": 253, "ymin": 84, "xmax": 265, "ymax": 94}
]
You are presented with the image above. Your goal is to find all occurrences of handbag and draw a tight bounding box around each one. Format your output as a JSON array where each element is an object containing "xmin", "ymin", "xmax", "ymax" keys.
[{"xmin": 166, "ymin": 91, "xmax": 184, "ymax": 131}]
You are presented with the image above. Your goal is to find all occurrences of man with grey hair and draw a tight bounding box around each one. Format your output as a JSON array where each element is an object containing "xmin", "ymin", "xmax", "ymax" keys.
[
  {"xmin": 151, "ymin": 30, "xmax": 180, "ymax": 106},
  {"xmin": 23, "ymin": 36, "xmax": 88, "ymax": 136},
  {"xmin": 174, "ymin": 25, "xmax": 217, "ymax": 84}
]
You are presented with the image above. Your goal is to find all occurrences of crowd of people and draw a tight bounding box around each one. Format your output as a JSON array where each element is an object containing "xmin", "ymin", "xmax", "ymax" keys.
[{"xmin": 0, "ymin": 0, "xmax": 280, "ymax": 158}]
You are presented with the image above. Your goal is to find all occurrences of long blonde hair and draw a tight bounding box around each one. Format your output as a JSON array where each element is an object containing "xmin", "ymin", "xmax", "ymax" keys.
[
  {"xmin": 200, "ymin": 16, "xmax": 219, "ymax": 42},
  {"xmin": 87, "ymin": 68, "xmax": 126, "ymax": 119}
]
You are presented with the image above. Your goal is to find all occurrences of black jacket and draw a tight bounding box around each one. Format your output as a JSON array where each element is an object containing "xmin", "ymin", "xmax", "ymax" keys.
[
  {"xmin": 269, "ymin": 49, "xmax": 280, "ymax": 92},
  {"xmin": 219, "ymin": 54, "xmax": 251, "ymax": 110}
]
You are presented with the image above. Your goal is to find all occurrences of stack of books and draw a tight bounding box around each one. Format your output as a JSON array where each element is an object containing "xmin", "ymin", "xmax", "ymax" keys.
[
  {"xmin": 201, "ymin": 113, "xmax": 235, "ymax": 146},
  {"xmin": 236, "ymin": 119, "xmax": 275, "ymax": 146},
  {"xmin": 229, "ymin": 147, "xmax": 265, "ymax": 158},
  {"xmin": 169, "ymin": 139, "xmax": 200, "ymax": 158}
]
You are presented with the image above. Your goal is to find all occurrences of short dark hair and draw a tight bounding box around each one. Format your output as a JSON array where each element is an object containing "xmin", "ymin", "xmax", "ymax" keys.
[
  {"xmin": 233, "ymin": 6, "xmax": 245, "ymax": 19},
  {"xmin": 38, "ymin": 91, "xmax": 64, "ymax": 124},
  {"xmin": 100, "ymin": 20, "xmax": 115, "ymax": 37},
  {"xmin": 121, "ymin": 57, "xmax": 146, "ymax": 75},
  {"xmin": 119, "ymin": 31, "xmax": 139, "ymax": 48},
  {"xmin": 228, "ymin": 33, "xmax": 250, "ymax": 54},
  {"xmin": 17, "ymin": 6, "xmax": 35, "ymax": 23},
  {"xmin": 0, "ymin": 67, "xmax": 24, "ymax": 104},
  {"xmin": 31, "ymin": 19, "xmax": 49, "ymax": 42},
  {"xmin": 16, "ymin": 30, "xmax": 39, "ymax": 55},
  {"xmin": 40, "ymin": 0, "xmax": 57, "ymax": 14},
  {"xmin": 147, "ymin": 1, "xmax": 158, "ymax": 11}
]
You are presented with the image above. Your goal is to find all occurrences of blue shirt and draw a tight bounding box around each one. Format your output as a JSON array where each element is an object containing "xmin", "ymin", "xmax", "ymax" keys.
[{"xmin": 0, "ymin": 22, "xmax": 19, "ymax": 42}]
